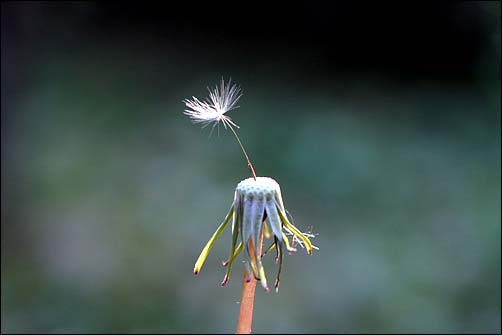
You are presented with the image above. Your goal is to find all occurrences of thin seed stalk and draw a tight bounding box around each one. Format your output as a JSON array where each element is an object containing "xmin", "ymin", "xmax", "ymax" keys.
[{"xmin": 228, "ymin": 126, "xmax": 257, "ymax": 180}]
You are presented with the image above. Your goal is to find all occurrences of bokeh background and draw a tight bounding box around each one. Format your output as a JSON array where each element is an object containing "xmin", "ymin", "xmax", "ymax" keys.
[{"xmin": 1, "ymin": 2, "xmax": 501, "ymax": 333}]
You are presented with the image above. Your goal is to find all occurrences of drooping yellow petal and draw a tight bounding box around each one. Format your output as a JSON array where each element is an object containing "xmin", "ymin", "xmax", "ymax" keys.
[{"xmin": 194, "ymin": 205, "xmax": 234, "ymax": 275}]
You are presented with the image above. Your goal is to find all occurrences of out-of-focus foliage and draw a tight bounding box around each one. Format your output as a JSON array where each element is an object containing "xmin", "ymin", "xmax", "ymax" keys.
[{"xmin": 1, "ymin": 2, "xmax": 500, "ymax": 333}]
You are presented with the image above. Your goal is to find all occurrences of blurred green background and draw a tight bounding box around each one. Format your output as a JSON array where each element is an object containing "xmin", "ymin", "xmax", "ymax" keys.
[{"xmin": 1, "ymin": 2, "xmax": 500, "ymax": 334}]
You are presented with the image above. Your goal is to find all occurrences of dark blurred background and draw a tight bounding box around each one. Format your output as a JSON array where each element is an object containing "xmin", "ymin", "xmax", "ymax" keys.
[{"xmin": 1, "ymin": 1, "xmax": 500, "ymax": 333}]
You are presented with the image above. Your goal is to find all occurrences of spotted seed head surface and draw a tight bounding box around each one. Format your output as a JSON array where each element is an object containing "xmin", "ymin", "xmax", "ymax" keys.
[{"xmin": 236, "ymin": 177, "xmax": 280, "ymax": 200}]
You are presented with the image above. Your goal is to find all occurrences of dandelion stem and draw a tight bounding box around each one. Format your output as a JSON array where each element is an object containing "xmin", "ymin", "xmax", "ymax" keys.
[
  {"xmin": 228, "ymin": 126, "xmax": 257, "ymax": 181},
  {"xmin": 235, "ymin": 225, "xmax": 264, "ymax": 334}
]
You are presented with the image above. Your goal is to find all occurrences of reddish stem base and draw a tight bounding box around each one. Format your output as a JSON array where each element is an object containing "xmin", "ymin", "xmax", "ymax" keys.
[{"xmin": 235, "ymin": 228, "xmax": 264, "ymax": 334}]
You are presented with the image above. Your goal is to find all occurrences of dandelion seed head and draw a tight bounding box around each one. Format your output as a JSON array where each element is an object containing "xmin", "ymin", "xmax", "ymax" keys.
[
  {"xmin": 193, "ymin": 176, "xmax": 316, "ymax": 292},
  {"xmin": 183, "ymin": 78, "xmax": 242, "ymax": 130}
]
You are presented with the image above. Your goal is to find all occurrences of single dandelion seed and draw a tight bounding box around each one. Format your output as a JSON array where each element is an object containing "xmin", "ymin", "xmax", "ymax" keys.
[{"xmin": 183, "ymin": 78, "xmax": 256, "ymax": 179}]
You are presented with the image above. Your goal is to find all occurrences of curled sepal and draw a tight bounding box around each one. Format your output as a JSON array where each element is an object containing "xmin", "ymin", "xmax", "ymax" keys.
[
  {"xmin": 221, "ymin": 208, "xmax": 241, "ymax": 286},
  {"xmin": 222, "ymin": 242, "xmax": 243, "ymax": 267},
  {"xmin": 193, "ymin": 205, "xmax": 234, "ymax": 275},
  {"xmin": 262, "ymin": 241, "xmax": 276, "ymax": 257},
  {"xmin": 221, "ymin": 242, "xmax": 243, "ymax": 286},
  {"xmin": 264, "ymin": 199, "xmax": 284, "ymax": 242},
  {"xmin": 250, "ymin": 198, "xmax": 268, "ymax": 291},
  {"xmin": 241, "ymin": 198, "xmax": 260, "ymax": 280},
  {"xmin": 275, "ymin": 236, "xmax": 284, "ymax": 292}
]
